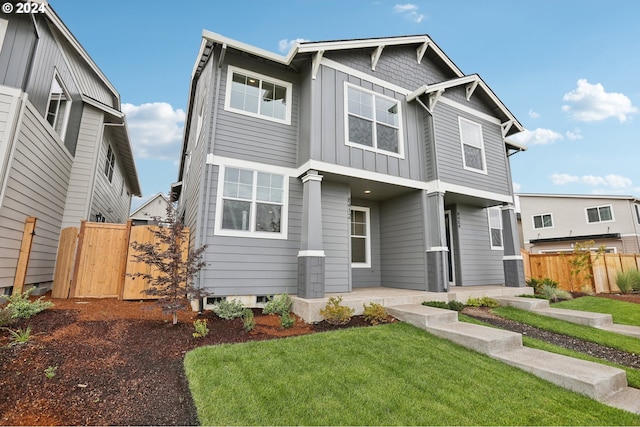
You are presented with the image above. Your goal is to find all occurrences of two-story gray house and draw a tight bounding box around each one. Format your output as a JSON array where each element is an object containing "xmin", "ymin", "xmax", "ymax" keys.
[
  {"xmin": 176, "ymin": 31, "xmax": 526, "ymax": 306},
  {"xmin": 0, "ymin": 4, "xmax": 141, "ymax": 294}
]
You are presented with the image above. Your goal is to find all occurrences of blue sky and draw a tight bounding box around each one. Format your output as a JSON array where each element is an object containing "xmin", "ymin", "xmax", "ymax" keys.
[{"xmin": 49, "ymin": 0, "xmax": 640, "ymax": 209}]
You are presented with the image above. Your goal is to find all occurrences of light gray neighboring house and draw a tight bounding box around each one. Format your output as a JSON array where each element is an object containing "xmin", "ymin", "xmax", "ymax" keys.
[
  {"xmin": 130, "ymin": 193, "xmax": 169, "ymax": 225},
  {"xmin": 0, "ymin": 4, "xmax": 141, "ymax": 294},
  {"xmin": 518, "ymin": 194, "xmax": 640, "ymax": 254},
  {"xmin": 175, "ymin": 31, "xmax": 527, "ymax": 306}
]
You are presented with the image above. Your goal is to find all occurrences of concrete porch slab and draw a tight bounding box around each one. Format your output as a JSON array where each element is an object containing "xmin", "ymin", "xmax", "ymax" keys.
[{"xmin": 292, "ymin": 285, "xmax": 533, "ymax": 323}]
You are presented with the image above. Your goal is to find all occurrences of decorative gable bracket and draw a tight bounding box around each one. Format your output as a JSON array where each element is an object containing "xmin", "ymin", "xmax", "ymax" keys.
[
  {"xmin": 465, "ymin": 80, "xmax": 479, "ymax": 101},
  {"xmin": 501, "ymin": 120, "xmax": 514, "ymax": 138},
  {"xmin": 371, "ymin": 45, "xmax": 384, "ymax": 71},
  {"xmin": 416, "ymin": 41, "xmax": 430, "ymax": 64},
  {"xmin": 312, "ymin": 50, "xmax": 325, "ymax": 79}
]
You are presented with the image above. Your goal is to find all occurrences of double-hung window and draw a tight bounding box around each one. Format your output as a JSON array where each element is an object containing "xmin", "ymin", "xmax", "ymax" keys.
[
  {"xmin": 346, "ymin": 84, "xmax": 403, "ymax": 157},
  {"xmin": 585, "ymin": 205, "xmax": 613, "ymax": 223},
  {"xmin": 225, "ymin": 66, "xmax": 292, "ymax": 124},
  {"xmin": 350, "ymin": 207, "xmax": 371, "ymax": 268},
  {"xmin": 46, "ymin": 73, "xmax": 71, "ymax": 141},
  {"xmin": 217, "ymin": 166, "xmax": 288, "ymax": 238},
  {"xmin": 487, "ymin": 207, "xmax": 503, "ymax": 249},
  {"xmin": 533, "ymin": 213, "xmax": 553, "ymax": 229},
  {"xmin": 459, "ymin": 117, "xmax": 486, "ymax": 173}
]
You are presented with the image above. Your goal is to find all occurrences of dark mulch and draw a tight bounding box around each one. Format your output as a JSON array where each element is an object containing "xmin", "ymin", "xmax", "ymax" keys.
[{"xmin": 0, "ymin": 295, "xmax": 371, "ymax": 426}]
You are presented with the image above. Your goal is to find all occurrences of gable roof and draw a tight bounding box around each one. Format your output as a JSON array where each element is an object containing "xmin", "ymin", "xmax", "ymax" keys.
[{"xmin": 130, "ymin": 192, "xmax": 169, "ymax": 218}]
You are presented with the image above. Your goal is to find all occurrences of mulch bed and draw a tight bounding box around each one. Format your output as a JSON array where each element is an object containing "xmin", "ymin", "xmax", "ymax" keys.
[
  {"xmin": 0, "ymin": 292, "xmax": 638, "ymax": 425},
  {"xmin": 0, "ymin": 295, "xmax": 371, "ymax": 426}
]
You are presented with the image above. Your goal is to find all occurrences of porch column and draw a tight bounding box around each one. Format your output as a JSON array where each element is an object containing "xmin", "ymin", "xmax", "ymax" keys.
[
  {"xmin": 297, "ymin": 170, "xmax": 325, "ymax": 298},
  {"xmin": 424, "ymin": 191, "xmax": 448, "ymax": 292},
  {"xmin": 501, "ymin": 205, "xmax": 526, "ymax": 287}
]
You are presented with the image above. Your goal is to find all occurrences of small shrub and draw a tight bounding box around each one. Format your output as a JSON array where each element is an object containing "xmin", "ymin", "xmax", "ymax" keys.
[
  {"xmin": 319, "ymin": 296, "xmax": 354, "ymax": 325},
  {"xmin": 527, "ymin": 277, "xmax": 558, "ymax": 295},
  {"xmin": 465, "ymin": 297, "xmax": 500, "ymax": 308},
  {"xmin": 615, "ymin": 269, "xmax": 640, "ymax": 293},
  {"xmin": 5, "ymin": 288, "xmax": 53, "ymax": 320},
  {"xmin": 280, "ymin": 311, "xmax": 295, "ymax": 329},
  {"xmin": 44, "ymin": 365, "xmax": 57, "ymax": 380},
  {"xmin": 541, "ymin": 284, "xmax": 573, "ymax": 302},
  {"xmin": 263, "ymin": 294, "xmax": 292, "ymax": 316},
  {"xmin": 0, "ymin": 306, "xmax": 14, "ymax": 327},
  {"xmin": 5, "ymin": 325, "xmax": 32, "ymax": 346},
  {"xmin": 192, "ymin": 319, "xmax": 209, "ymax": 338},
  {"xmin": 447, "ymin": 300, "xmax": 466, "ymax": 312},
  {"xmin": 422, "ymin": 301, "xmax": 449, "ymax": 310},
  {"xmin": 363, "ymin": 302, "xmax": 388, "ymax": 325},
  {"xmin": 242, "ymin": 308, "xmax": 255, "ymax": 332},
  {"xmin": 212, "ymin": 299, "xmax": 245, "ymax": 320}
]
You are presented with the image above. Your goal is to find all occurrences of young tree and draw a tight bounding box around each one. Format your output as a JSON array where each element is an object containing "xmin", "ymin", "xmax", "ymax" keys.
[{"xmin": 129, "ymin": 194, "xmax": 207, "ymax": 325}]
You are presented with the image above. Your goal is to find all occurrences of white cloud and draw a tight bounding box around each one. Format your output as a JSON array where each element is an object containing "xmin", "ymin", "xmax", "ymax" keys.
[
  {"xmin": 123, "ymin": 102, "xmax": 185, "ymax": 161},
  {"xmin": 393, "ymin": 3, "xmax": 425, "ymax": 23},
  {"xmin": 562, "ymin": 79, "xmax": 637, "ymax": 122},
  {"xmin": 528, "ymin": 109, "xmax": 540, "ymax": 119},
  {"xmin": 512, "ymin": 182, "xmax": 522, "ymax": 192},
  {"xmin": 565, "ymin": 128, "xmax": 583, "ymax": 140},
  {"xmin": 510, "ymin": 128, "xmax": 563, "ymax": 145},
  {"xmin": 278, "ymin": 38, "xmax": 309, "ymax": 54},
  {"xmin": 551, "ymin": 173, "xmax": 633, "ymax": 189}
]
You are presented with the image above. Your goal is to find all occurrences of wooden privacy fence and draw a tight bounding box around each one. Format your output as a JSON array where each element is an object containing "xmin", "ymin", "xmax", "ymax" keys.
[
  {"xmin": 52, "ymin": 220, "xmax": 189, "ymax": 300},
  {"xmin": 522, "ymin": 251, "xmax": 640, "ymax": 293}
]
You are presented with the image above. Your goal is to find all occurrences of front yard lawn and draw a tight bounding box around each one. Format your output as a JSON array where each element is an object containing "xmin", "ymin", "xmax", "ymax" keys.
[
  {"xmin": 184, "ymin": 322, "xmax": 640, "ymax": 426},
  {"xmin": 552, "ymin": 296, "xmax": 640, "ymax": 326}
]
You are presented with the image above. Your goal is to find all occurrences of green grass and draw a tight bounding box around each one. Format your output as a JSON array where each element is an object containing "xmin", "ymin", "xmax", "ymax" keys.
[
  {"xmin": 459, "ymin": 314, "xmax": 640, "ymax": 389},
  {"xmin": 552, "ymin": 296, "xmax": 640, "ymax": 326},
  {"xmin": 184, "ymin": 323, "xmax": 640, "ymax": 426},
  {"xmin": 492, "ymin": 306, "xmax": 640, "ymax": 355}
]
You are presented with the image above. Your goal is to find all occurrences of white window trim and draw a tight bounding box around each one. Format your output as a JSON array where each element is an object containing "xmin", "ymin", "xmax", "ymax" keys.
[
  {"xmin": 224, "ymin": 65, "xmax": 292, "ymax": 125},
  {"xmin": 634, "ymin": 204, "xmax": 640, "ymax": 225},
  {"xmin": 458, "ymin": 116, "xmax": 487, "ymax": 174},
  {"xmin": 0, "ymin": 19, "xmax": 8, "ymax": 52},
  {"xmin": 104, "ymin": 144, "xmax": 115, "ymax": 183},
  {"xmin": 532, "ymin": 213, "xmax": 554, "ymax": 230},
  {"xmin": 487, "ymin": 207, "xmax": 503, "ymax": 250},
  {"xmin": 46, "ymin": 70, "xmax": 72, "ymax": 142},
  {"xmin": 344, "ymin": 82, "xmax": 405, "ymax": 159},
  {"xmin": 351, "ymin": 206, "xmax": 371, "ymax": 268},
  {"xmin": 214, "ymin": 164, "xmax": 289, "ymax": 240},
  {"xmin": 584, "ymin": 204, "xmax": 615, "ymax": 224}
]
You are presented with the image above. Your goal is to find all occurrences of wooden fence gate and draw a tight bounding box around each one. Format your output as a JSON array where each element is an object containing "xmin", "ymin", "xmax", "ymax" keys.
[{"xmin": 51, "ymin": 220, "xmax": 189, "ymax": 300}]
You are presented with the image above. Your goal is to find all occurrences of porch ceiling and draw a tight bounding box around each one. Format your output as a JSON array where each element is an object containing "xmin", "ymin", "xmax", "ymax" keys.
[{"xmin": 322, "ymin": 172, "xmax": 415, "ymax": 201}]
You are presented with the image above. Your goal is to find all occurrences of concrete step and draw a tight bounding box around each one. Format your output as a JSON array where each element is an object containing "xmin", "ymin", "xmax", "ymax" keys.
[
  {"xmin": 604, "ymin": 387, "xmax": 640, "ymax": 415},
  {"xmin": 535, "ymin": 307, "xmax": 613, "ymax": 327},
  {"xmin": 386, "ymin": 304, "xmax": 458, "ymax": 328},
  {"xmin": 495, "ymin": 296, "xmax": 550, "ymax": 310},
  {"xmin": 492, "ymin": 346, "xmax": 627, "ymax": 401},
  {"xmin": 600, "ymin": 323, "xmax": 640, "ymax": 339},
  {"xmin": 426, "ymin": 321, "xmax": 522, "ymax": 354}
]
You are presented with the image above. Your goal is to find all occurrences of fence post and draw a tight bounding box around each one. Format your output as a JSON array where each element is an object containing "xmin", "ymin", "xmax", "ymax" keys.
[
  {"xmin": 116, "ymin": 220, "xmax": 133, "ymax": 300},
  {"xmin": 68, "ymin": 220, "xmax": 87, "ymax": 298},
  {"xmin": 12, "ymin": 216, "xmax": 37, "ymax": 295}
]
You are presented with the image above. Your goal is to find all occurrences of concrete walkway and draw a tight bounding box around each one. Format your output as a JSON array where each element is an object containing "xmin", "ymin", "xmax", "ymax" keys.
[
  {"xmin": 386, "ymin": 304, "xmax": 640, "ymax": 415},
  {"xmin": 494, "ymin": 296, "xmax": 640, "ymax": 339}
]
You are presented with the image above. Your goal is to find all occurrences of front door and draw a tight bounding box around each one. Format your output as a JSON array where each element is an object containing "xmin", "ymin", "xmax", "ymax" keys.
[{"xmin": 444, "ymin": 210, "xmax": 455, "ymax": 286}]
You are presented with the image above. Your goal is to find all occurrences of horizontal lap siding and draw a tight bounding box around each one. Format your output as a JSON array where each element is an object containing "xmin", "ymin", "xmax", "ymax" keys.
[
  {"xmin": 380, "ymin": 191, "xmax": 427, "ymax": 290},
  {"xmin": 455, "ymin": 204, "xmax": 503, "ymax": 286},
  {"xmin": 0, "ymin": 103, "xmax": 72, "ymax": 286},
  {"xmin": 322, "ymin": 182, "xmax": 350, "ymax": 293},
  {"xmin": 434, "ymin": 101, "xmax": 510, "ymax": 195},
  {"xmin": 199, "ymin": 167, "xmax": 302, "ymax": 296}
]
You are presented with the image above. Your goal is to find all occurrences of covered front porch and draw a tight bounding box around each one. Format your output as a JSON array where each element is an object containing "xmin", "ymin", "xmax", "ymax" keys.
[{"xmin": 292, "ymin": 285, "xmax": 533, "ymax": 323}]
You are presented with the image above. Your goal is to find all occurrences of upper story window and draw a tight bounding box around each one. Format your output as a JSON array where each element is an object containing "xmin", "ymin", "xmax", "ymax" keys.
[
  {"xmin": 634, "ymin": 204, "xmax": 640, "ymax": 224},
  {"xmin": 215, "ymin": 165, "xmax": 289, "ymax": 239},
  {"xmin": 458, "ymin": 117, "xmax": 486, "ymax": 174},
  {"xmin": 104, "ymin": 145, "xmax": 115, "ymax": 182},
  {"xmin": 585, "ymin": 205, "xmax": 614, "ymax": 223},
  {"xmin": 46, "ymin": 73, "xmax": 71, "ymax": 141},
  {"xmin": 345, "ymin": 83, "xmax": 403, "ymax": 157},
  {"xmin": 224, "ymin": 66, "xmax": 292, "ymax": 125},
  {"xmin": 533, "ymin": 213, "xmax": 553, "ymax": 229},
  {"xmin": 487, "ymin": 207, "xmax": 503, "ymax": 250},
  {"xmin": 350, "ymin": 207, "xmax": 371, "ymax": 268}
]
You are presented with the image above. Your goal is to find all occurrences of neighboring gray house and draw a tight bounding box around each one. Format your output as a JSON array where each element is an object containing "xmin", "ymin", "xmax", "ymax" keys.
[
  {"xmin": 176, "ymin": 31, "xmax": 527, "ymax": 305},
  {"xmin": 130, "ymin": 193, "xmax": 169, "ymax": 225},
  {"xmin": 518, "ymin": 194, "xmax": 640, "ymax": 254},
  {"xmin": 0, "ymin": 4, "xmax": 141, "ymax": 294}
]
